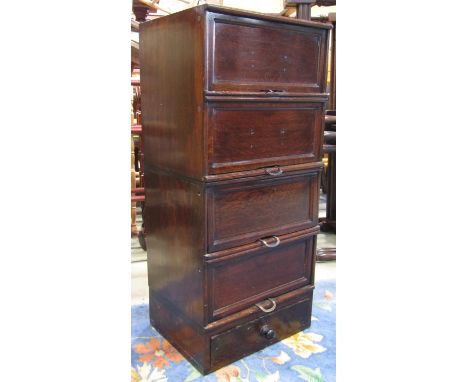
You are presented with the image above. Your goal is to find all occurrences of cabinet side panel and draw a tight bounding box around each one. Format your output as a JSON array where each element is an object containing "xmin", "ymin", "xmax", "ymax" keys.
[
  {"xmin": 140, "ymin": 8, "xmax": 205, "ymax": 178},
  {"xmin": 145, "ymin": 169, "xmax": 205, "ymax": 325}
]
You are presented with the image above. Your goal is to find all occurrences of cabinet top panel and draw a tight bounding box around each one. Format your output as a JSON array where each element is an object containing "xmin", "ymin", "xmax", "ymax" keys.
[
  {"xmin": 141, "ymin": 4, "xmax": 332, "ymax": 30},
  {"xmin": 204, "ymin": 5, "xmax": 332, "ymax": 29}
]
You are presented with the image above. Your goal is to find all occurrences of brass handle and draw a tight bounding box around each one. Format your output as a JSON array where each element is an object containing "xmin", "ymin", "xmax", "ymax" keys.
[
  {"xmin": 265, "ymin": 166, "xmax": 283, "ymax": 176},
  {"xmin": 259, "ymin": 236, "xmax": 280, "ymax": 248},
  {"xmin": 255, "ymin": 298, "xmax": 277, "ymax": 313}
]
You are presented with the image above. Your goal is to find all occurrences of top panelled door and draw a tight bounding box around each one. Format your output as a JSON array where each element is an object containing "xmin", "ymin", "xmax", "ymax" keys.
[{"xmin": 205, "ymin": 11, "xmax": 329, "ymax": 94}]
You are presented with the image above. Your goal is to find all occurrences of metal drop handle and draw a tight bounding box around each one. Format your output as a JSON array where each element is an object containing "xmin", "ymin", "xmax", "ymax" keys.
[
  {"xmin": 259, "ymin": 236, "xmax": 280, "ymax": 248},
  {"xmin": 255, "ymin": 298, "xmax": 277, "ymax": 313},
  {"xmin": 265, "ymin": 166, "xmax": 283, "ymax": 176}
]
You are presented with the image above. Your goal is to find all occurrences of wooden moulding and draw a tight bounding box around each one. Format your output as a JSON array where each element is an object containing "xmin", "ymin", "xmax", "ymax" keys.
[
  {"xmin": 205, "ymin": 94, "xmax": 330, "ymax": 102},
  {"xmin": 203, "ymin": 285, "xmax": 314, "ymax": 332},
  {"xmin": 204, "ymin": 226, "xmax": 320, "ymax": 262},
  {"xmin": 204, "ymin": 162, "xmax": 323, "ymax": 183},
  {"xmin": 145, "ymin": 162, "xmax": 324, "ymax": 185}
]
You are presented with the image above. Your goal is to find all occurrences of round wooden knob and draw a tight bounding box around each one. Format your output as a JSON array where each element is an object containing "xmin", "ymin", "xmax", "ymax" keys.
[{"xmin": 260, "ymin": 325, "xmax": 276, "ymax": 340}]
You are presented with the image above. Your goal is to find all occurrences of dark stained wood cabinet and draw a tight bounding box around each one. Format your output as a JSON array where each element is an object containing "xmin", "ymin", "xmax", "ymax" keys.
[{"xmin": 140, "ymin": 4, "xmax": 330, "ymax": 374}]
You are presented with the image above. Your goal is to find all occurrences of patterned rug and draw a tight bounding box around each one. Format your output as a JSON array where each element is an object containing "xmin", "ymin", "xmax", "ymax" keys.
[{"xmin": 131, "ymin": 279, "xmax": 336, "ymax": 382}]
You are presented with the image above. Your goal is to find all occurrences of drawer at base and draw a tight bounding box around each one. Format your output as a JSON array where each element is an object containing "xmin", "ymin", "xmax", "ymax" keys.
[{"xmin": 210, "ymin": 298, "xmax": 312, "ymax": 370}]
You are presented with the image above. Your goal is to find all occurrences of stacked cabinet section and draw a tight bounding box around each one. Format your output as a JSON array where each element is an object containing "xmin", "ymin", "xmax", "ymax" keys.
[{"xmin": 140, "ymin": 4, "xmax": 331, "ymax": 374}]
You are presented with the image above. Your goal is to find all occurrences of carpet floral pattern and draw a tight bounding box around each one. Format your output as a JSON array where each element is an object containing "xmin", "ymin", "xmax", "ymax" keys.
[{"xmin": 131, "ymin": 280, "xmax": 336, "ymax": 382}]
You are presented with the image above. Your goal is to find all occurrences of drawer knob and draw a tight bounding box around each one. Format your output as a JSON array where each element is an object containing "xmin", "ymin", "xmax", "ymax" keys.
[
  {"xmin": 260, "ymin": 325, "xmax": 276, "ymax": 340},
  {"xmin": 255, "ymin": 298, "xmax": 277, "ymax": 313},
  {"xmin": 259, "ymin": 236, "xmax": 280, "ymax": 248},
  {"xmin": 265, "ymin": 166, "xmax": 283, "ymax": 176}
]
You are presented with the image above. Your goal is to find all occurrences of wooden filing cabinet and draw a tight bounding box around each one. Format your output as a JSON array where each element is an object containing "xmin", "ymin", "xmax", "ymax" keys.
[{"xmin": 140, "ymin": 4, "xmax": 331, "ymax": 374}]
